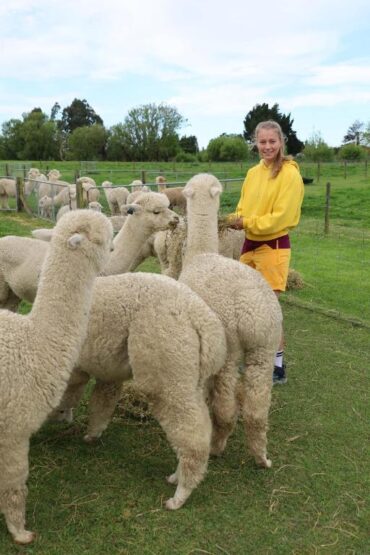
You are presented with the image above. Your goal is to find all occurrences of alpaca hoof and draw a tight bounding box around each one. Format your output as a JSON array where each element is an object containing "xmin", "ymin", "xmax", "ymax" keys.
[
  {"xmin": 257, "ymin": 456, "xmax": 272, "ymax": 469},
  {"xmin": 83, "ymin": 433, "xmax": 98, "ymax": 443},
  {"xmin": 165, "ymin": 497, "xmax": 184, "ymax": 510},
  {"xmin": 13, "ymin": 530, "xmax": 36, "ymax": 544},
  {"xmin": 166, "ymin": 472, "xmax": 178, "ymax": 485}
]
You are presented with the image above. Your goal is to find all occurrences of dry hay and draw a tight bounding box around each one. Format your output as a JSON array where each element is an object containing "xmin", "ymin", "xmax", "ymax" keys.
[
  {"xmin": 116, "ymin": 380, "xmax": 152, "ymax": 421},
  {"xmin": 286, "ymin": 268, "xmax": 305, "ymax": 290}
]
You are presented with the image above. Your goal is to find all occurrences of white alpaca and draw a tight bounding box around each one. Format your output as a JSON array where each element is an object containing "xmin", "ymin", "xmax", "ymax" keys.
[
  {"xmin": 154, "ymin": 219, "xmax": 245, "ymax": 279},
  {"xmin": 0, "ymin": 209, "xmax": 113, "ymax": 544},
  {"xmin": 56, "ymin": 271, "xmax": 227, "ymax": 511},
  {"xmin": 0, "ymin": 192, "xmax": 179, "ymax": 311},
  {"xmin": 162, "ymin": 187, "xmax": 187, "ymax": 214},
  {"xmin": 76, "ymin": 177, "xmax": 100, "ymax": 203},
  {"xmin": 178, "ymin": 174, "xmax": 282, "ymax": 465},
  {"xmin": 102, "ymin": 181, "xmax": 130, "ymax": 215},
  {"xmin": 126, "ymin": 186, "xmax": 150, "ymax": 205},
  {"xmin": 25, "ymin": 168, "xmax": 48, "ymax": 197},
  {"xmin": 0, "ymin": 178, "xmax": 16, "ymax": 209}
]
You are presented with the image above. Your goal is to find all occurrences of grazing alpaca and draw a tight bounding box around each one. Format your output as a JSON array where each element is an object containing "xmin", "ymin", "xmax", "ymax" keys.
[
  {"xmin": 0, "ymin": 210, "xmax": 113, "ymax": 544},
  {"xmin": 178, "ymin": 174, "xmax": 282, "ymax": 466}
]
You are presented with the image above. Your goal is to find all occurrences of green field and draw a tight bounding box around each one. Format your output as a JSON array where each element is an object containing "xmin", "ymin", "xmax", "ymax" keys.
[{"xmin": 0, "ymin": 161, "xmax": 369, "ymax": 553}]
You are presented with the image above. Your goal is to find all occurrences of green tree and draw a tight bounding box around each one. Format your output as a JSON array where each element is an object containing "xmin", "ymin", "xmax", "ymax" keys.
[
  {"xmin": 61, "ymin": 99, "xmax": 103, "ymax": 134},
  {"xmin": 0, "ymin": 109, "xmax": 60, "ymax": 160},
  {"xmin": 207, "ymin": 134, "xmax": 248, "ymax": 161},
  {"xmin": 66, "ymin": 125, "xmax": 107, "ymax": 161},
  {"xmin": 303, "ymin": 132, "xmax": 334, "ymax": 162},
  {"xmin": 179, "ymin": 135, "xmax": 199, "ymax": 154},
  {"xmin": 338, "ymin": 143, "xmax": 365, "ymax": 161},
  {"xmin": 119, "ymin": 103, "xmax": 186, "ymax": 161},
  {"xmin": 243, "ymin": 103, "xmax": 304, "ymax": 155},
  {"xmin": 0, "ymin": 118, "xmax": 24, "ymax": 159}
]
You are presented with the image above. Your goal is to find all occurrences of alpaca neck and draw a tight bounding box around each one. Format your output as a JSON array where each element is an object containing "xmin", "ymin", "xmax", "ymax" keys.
[
  {"xmin": 102, "ymin": 216, "xmax": 152, "ymax": 275},
  {"xmin": 183, "ymin": 207, "xmax": 219, "ymax": 267},
  {"xmin": 29, "ymin": 241, "xmax": 97, "ymax": 403}
]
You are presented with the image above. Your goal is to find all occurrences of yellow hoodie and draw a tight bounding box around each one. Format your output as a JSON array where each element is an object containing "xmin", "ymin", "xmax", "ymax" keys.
[{"xmin": 231, "ymin": 159, "xmax": 304, "ymax": 242}]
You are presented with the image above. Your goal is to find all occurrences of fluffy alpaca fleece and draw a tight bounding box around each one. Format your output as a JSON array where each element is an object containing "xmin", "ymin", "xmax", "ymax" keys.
[
  {"xmin": 0, "ymin": 210, "xmax": 113, "ymax": 544},
  {"xmin": 154, "ymin": 218, "xmax": 245, "ymax": 279},
  {"xmin": 56, "ymin": 271, "xmax": 227, "ymax": 510},
  {"xmin": 0, "ymin": 178, "xmax": 16, "ymax": 209},
  {"xmin": 25, "ymin": 168, "xmax": 48, "ymax": 197},
  {"xmin": 178, "ymin": 173, "xmax": 282, "ymax": 467},
  {"xmin": 0, "ymin": 192, "xmax": 179, "ymax": 311},
  {"xmin": 102, "ymin": 181, "xmax": 130, "ymax": 215},
  {"xmin": 162, "ymin": 187, "xmax": 187, "ymax": 214},
  {"xmin": 76, "ymin": 177, "xmax": 100, "ymax": 203}
]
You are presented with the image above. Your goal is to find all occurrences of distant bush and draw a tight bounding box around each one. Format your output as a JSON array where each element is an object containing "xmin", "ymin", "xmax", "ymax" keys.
[
  {"xmin": 338, "ymin": 144, "xmax": 365, "ymax": 161},
  {"xmin": 207, "ymin": 134, "xmax": 249, "ymax": 162},
  {"xmin": 303, "ymin": 134, "xmax": 334, "ymax": 162},
  {"xmin": 175, "ymin": 151, "xmax": 198, "ymax": 163}
]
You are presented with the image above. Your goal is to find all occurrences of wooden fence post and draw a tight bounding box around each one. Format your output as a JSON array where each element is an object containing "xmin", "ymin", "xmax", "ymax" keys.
[
  {"xmin": 141, "ymin": 170, "xmax": 146, "ymax": 184},
  {"xmin": 75, "ymin": 180, "xmax": 85, "ymax": 209},
  {"xmin": 5, "ymin": 163, "xmax": 10, "ymax": 177},
  {"xmin": 15, "ymin": 177, "xmax": 32, "ymax": 214},
  {"xmin": 324, "ymin": 181, "xmax": 331, "ymax": 234}
]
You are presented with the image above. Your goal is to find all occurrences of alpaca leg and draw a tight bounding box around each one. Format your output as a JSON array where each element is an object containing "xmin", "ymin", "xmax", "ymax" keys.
[
  {"xmin": 209, "ymin": 357, "xmax": 239, "ymax": 456},
  {"xmin": 51, "ymin": 368, "xmax": 89, "ymax": 421},
  {"xmin": 150, "ymin": 390, "xmax": 212, "ymax": 510},
  {"xmin": 0, "ymin": 441, "xmax": 35, "ymax": 544},
  {"xmin": 84, "ymin": 380, "xmax": 123, "ymax": 442},
  {"xmin": 239, "ymin": 349, "xmax": 274, "ymax": 468},
  {"xmin": 0, "ymin": 273, "xmax": 20, "ymax": 312},
  {"xmin": 0, "ymin": 194, "xmax": 10, "ymax": 210}
]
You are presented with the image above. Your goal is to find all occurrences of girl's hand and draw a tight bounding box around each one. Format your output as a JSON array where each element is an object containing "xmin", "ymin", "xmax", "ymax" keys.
[{"xmin": 228, "ymin": 217, "xmax": 244, "ymax": 230}]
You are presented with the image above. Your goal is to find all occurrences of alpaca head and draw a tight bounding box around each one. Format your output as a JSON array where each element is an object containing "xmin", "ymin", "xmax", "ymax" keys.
[
  {"xmin": 53, "ymin": 210, "xmax": 113, "ymax": 272},
  {"xmin": 28, "ymin": 168, "xmax": 40, "ymax": 179},
  {"xmin": 88, "ymin": 201, "xmax": 103, "ymax": 212},
  {"xmin": 183, "ymin": 173, "xmax": 223, "ymax": 210},
  {"xmin": 121, "ymin": 192, "xmax": 179, "ymax": 232},
  {"xmin": 47, "ymin": 169, "xmax": 61, "ymax": 180}
]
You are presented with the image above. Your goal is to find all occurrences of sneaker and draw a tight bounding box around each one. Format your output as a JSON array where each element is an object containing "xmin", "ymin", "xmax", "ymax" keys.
[{"xmin": 273, "ymin": 364, "xmax": 287, "ymax": 385}]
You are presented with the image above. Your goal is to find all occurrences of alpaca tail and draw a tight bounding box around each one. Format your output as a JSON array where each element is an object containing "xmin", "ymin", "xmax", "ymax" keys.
[{"xmin": 189, "ymin": 304, "xmax": 227, "ymax": 384}]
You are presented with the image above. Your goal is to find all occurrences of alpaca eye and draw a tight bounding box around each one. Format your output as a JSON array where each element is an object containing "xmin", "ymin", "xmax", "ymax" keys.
[{"xmin": 153, "ymin": 210, "xmax": 161, "ymax": 215}]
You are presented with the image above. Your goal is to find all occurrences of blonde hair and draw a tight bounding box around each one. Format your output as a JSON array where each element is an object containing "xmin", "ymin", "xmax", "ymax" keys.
[{"xmin": 254, "ymin": 120, "xmax": 292, "ymax": 178}]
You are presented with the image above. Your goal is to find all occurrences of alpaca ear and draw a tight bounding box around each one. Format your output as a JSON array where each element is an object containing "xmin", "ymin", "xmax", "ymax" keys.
[
  {"xmin": 68, "ymin": 233, "xmax": 84, "ymax": 249},
  {"xmin": 182, "ymin": 185, "xmax": 194, "ymax": 199},
  {"xmin": 210, "ymin": 183, "xmax": 222, "ymax": 198}
]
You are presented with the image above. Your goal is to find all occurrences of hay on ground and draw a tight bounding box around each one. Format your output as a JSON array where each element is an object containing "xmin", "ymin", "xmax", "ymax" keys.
[
  {"xmin": 116, "ymin": 380, "xmax": 152, "ymax": 421},
  {"xmin": 286, "ymin": 269, "xmax": 305, "ymax": 290}
]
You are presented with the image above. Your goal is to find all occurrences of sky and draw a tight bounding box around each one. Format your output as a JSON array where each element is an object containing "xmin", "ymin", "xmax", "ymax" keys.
[{"xmin": 1, "ymin": 0, "xmax": 369, "ymax": 149}]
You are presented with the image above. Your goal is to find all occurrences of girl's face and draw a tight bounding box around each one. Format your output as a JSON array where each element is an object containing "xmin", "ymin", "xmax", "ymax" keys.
[{"xmin": 256, "ymin": 128, "xmax": 282, "ymax": 164}]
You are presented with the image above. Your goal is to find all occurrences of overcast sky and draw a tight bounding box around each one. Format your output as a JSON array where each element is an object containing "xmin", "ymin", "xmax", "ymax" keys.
[{"xmin": 1, "ymin": 0, "xmax": 369, "ymax": 148}]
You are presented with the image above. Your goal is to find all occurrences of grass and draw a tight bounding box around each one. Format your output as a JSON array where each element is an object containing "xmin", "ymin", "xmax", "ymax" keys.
[{"xmin": 0, "ymin": 160, "xmax": 369, "ymax": 553}]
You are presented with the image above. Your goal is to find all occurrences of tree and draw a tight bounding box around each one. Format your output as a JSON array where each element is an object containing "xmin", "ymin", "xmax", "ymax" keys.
[
  {"xmin": 119, "ymin": 103, "xmax": 186, "ymax": 161},
  {"xmin": 66, "ymin": 125, "xmax": 107, "ymax": 161},
  {"xmin": 179, "ymin": 135, "xmax": 199, "ymax": 154},
  {"xmin": 343, "ymin": 120, "xmax": 364, "ymax": 145},
  {"xmin": 0, "ymin": 109, "xmax": 60, "ymax": 160},
  {"xmin": 338, "ymin": 143, "xmax": 364, "ymax": 161},
  {"xmin": 207, "ymin": 134, "xmax": 248, "ymax": 161},
  {"xmin": 60, "ymin": 99, "xmax": 103, "ymax": 134},
  {"xmin": 303, "ymin": 131, "xmax": 334, "ymax": 162},
  {"xmin": 243, "ymin": 103, "xmax": 304, "ymax": 155}
]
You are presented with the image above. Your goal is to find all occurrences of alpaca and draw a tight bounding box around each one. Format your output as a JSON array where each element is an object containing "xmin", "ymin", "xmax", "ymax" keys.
[
  {"xmin": 162, "ymin": 187, "xmax": 187, "ymax": 214},
  {"xmin": 76, "ymin": 177, "xmax": 100, "ymax": 203},
  {"xmin": 0, "ymin": 209, "xmax": 113, "ymax": 544},
  {"xmin": 156, "ymin": 175, "xmax": 167, "ymax": 192},
  {"xmin": 178, "ymin": 174, "xmax": 282, "ymax": 466},
  {"xmin": 126, "ymin": 186, "xmax": 150, "ymax": 205},
  {"xmin": 0, "ymin": 192, "xmax": 179, "ymax": 311},
  {"xmin": 38, "ymin": 195, "xmax": 54, "ymax": 219},
  {"xmin": 102, "ymin": 181, "xmax": 130, "ymax": 215},
  {"xmin": 154, "ymin": 219, "xmax": 245, "ymax": 279},
  {"xmin": 0, "ymin": 178, "xmax": 16, "ymax": 210},
  {"xmin": 25, "ymin": 168, "xmax": 48, "ymax": 197},
  {"xmin": 55, "ymin": 271, "xmax": 227, "ymax": 511}
]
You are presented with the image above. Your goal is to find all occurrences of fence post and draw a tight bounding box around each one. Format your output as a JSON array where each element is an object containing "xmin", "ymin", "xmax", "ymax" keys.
[
  {"xmin": 317, "ymin": 161, "xmax": 321, "ymax": 183},
  {"xmin": 5, "ymin": 163, "xmax": 10, "ymax": 176},
  {"xmin": 15, "ymin": 177, "xmax": 32, "ymax": 214},
  {"xmin": 141, "ymin": 170, "xmax": 146, "ymax": 184},
  {"xmin": 324, "ymin": 181, "xmax": 331, "ymax": 234},
  {"xmin": 75, "ymin": 180, "xmax": 85, "ymax": 209}
]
